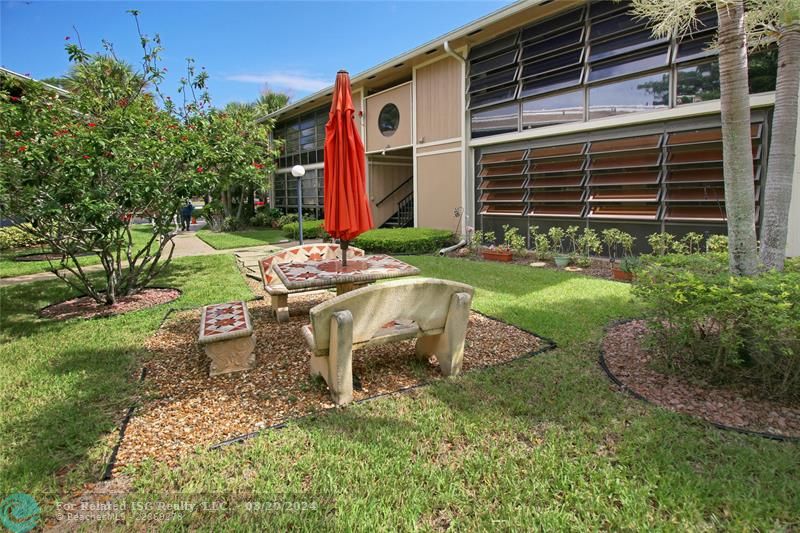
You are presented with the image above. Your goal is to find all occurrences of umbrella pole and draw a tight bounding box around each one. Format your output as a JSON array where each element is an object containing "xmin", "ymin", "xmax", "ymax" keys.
[{"xmin": 341, "ymin": 239, "xmax": 349, "ymax": 267}]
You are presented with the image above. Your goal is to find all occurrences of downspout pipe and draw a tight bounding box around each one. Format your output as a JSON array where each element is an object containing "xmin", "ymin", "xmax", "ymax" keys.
[
  {"xmin": 439, "ymin": 239, "xmax": 467, "ymax": 256},
  {"xmin": 443, "ymin": 40, "xmax": 470, "ymax": 239}
]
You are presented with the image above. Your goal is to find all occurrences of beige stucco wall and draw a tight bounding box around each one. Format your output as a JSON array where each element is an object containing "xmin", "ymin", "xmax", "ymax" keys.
[
  {"xmin": 415, "ymin": 57, "xmax": 462, "ymax": 144},
  {"xmin": 368, "ymin": 156, "xmax": 413, "ymax": 226},
  {"xmin": 417, "ymin": 151, "xmax": 462, "ymax": 231},
  {"xmin": 365, "ymin": 83, "xmax": 412, "ymax": 153}
]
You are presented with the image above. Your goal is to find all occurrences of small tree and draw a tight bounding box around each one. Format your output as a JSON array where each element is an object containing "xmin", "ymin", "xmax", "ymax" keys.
[{"xmin": 0, "ymin": 12, "xmax": 276, "ymax": 304}]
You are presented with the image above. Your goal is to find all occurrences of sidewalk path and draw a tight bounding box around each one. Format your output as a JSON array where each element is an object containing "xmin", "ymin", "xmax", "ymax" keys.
[{"xmin": 0, "ymin": 229, "xmax": 303, "ymax": 288}]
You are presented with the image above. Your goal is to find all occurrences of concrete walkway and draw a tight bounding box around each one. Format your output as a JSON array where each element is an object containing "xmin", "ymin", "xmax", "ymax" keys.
[{"xmin": 0, "ymin": 229, "xmax": 300, "ymax": 287}]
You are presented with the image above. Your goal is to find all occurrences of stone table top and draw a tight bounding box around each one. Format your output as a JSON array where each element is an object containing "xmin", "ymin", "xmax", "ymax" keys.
[{"xmin": 272, "ymin": 254, "xmax": 420, "ymax": 291}]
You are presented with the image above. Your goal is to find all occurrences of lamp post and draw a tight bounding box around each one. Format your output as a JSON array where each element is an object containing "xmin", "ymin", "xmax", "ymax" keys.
[{"xmin": 291, "ymin": 165, "xmax": 306, "ymax": 244}]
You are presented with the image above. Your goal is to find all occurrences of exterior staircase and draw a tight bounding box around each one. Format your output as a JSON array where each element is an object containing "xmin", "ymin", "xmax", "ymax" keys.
[{"xmin": 380, "ymin": 192, "xmax": 414, "ymax": 228}]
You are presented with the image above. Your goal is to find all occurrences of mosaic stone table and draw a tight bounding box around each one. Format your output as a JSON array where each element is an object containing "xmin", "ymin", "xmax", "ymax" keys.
[
  {"xmin": 272, "ymin": 254, "xmax": 421, "ymax": 297},
  {"xmin": 198, "ymin": 301, "xmax": 256, "ymax": 376}
]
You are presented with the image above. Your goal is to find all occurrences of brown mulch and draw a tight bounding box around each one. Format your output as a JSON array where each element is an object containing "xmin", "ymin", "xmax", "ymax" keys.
[
  {"xmin": 40, "ymin": 288, "xmax": 181, "ymax": 321},
  {"xmin": 114, "ymin": 292, "xmax": 542, "ymax": 469},
  {"xmin": 602, "ymin": 320, "xmax": 800, "ymax": 438}
]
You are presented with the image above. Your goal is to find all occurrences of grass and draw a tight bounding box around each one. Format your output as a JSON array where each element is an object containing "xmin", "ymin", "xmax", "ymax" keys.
[
  {"xmin": 2, "ymin": 256, "xmax": 798, "ymax": 529},
  {"xmin": 0, "ymin": 225, "xmax": 165, "ymax": 279},
  {"xmin": 196, "ymin": 227, "xmax": 285, "ymax": 250},
  {"xmin": 0, "ymin": 254, "xmax": 253, "ymax": 505}
]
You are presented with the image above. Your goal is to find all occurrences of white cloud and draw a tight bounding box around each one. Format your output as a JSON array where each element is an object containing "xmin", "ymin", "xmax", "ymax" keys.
[{"xmin": 226, "ymin": 72, "xmax": 330, "ymax": 93}]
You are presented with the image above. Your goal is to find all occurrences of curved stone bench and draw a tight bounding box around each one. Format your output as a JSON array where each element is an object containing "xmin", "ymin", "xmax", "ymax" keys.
[
  {"xmin": 302, "ymin": 278, "xmax": 474, "ymax": 405},
  {"xmin": 198, "ymin": 301, "xmax": 256, "ymax": 376}
]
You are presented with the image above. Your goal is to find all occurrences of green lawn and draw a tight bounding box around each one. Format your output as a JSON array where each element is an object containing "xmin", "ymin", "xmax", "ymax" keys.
[
  {"xmin": 0, "ymin": 254, "xmax": 253, "ymax": 505},
  {"xmin": 0, "ymin": 225, "xmax": 162, "ymax": 278},
  {"xmin": 196, "ymin": 227, "xmax": 285, "ymax": 250},
  {"xmin": 1, "ymin": 256, "xmax": 798, "ymax": 529}
]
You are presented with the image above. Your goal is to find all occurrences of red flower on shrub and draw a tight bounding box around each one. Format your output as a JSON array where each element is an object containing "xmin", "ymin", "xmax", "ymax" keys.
[
  {"xmin": 14, "ymin": 131, "xmax": 22, "ymax": 137},
  {"xmin": 18, "ymin": 146, "xmax": 27, "ymax": 152},
  {"xmin": 252, "ymin": 163, "xmax": 264, "ymax": 169},
  {"xmin": 87, "ymin": 123, "xmax": 97, "ymax": 128},
  {"xmin": 117, "ymin": 98, "xmax": 128, "ymax": 108},
  {"xmin": 83, "ymin": 155, "xmax": 90, "ymax": 159},
  {"xmin": 196, "ymin": 166, "xmax": 203, "ymax": 173},
  {"xmin": 10, "ymin": 96, "xmax": 20, "ymax": 102}
]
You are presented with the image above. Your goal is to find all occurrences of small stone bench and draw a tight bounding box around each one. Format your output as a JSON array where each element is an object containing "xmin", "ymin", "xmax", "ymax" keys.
[
  {"xmin": 198, "ymin": 301, "xmax": 256, "ymax": 376},
  {"xmin": 301, "ymin": 278, "xmax": 474, "ymax": 405}
]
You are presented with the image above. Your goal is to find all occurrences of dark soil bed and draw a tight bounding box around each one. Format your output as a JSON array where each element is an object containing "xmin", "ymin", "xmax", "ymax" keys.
[
  {"xmin": 14, "ymin": 251, "xmax": 91, "ymax": 262},
  {"xmin": 602, "ymin": 320, "xmax": 800, "ymax": 438},
  {"xmin": 446, "ymin": 249, "xmax": 614, "ymax": 280},
  {"xmin": 39, "ymin": 288, "xmax": 181, "ymax": 321},
  {"xmin": 114, "ymin": 292, "xmax": 543, "ymax": 469}
]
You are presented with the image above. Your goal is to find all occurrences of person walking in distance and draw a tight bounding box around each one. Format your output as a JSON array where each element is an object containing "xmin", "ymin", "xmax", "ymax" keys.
[{"xmin": 180, "ymin": 199, "xmax": 195, "ymax": 231}]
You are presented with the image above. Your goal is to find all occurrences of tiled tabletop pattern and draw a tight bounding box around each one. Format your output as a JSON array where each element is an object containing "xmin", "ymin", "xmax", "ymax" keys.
[
  {"xmin": 273, "ymin": 254, "xmax": 420, "ymax": 290},
  {"xmin": 199, "ymin": 301, "xmax": 253, "ymax": 343}
]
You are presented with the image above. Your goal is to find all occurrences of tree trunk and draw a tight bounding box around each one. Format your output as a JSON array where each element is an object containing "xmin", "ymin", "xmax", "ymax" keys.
[
  {"xmin": 716, "ymin": 0, "xmax": 759, "ymax": 276},
  {"xmin": 759, "ymin": 24, "xmax": 800, "ymax": 271}
]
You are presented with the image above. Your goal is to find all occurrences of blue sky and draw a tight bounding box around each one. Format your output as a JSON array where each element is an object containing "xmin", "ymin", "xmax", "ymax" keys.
[{"xmin": 1, "ymin": 0, "xmax": 511, "ymax": 107}]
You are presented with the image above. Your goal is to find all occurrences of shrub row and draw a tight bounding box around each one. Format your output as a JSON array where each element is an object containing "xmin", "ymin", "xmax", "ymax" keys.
[
  {"xmin": 282, "ymin": 219, "xmax": 329, "ymax": 240},
  {"xmin": 353, "ymin": 228, "xmax": 455, "ymax": 254},
  {"xmin": 0, "ymin": 225, "xmax": 46, "ymax": 250},
  {"xmin": 633, "ymin": 253, "xmax": 800, "ymax": 401}
]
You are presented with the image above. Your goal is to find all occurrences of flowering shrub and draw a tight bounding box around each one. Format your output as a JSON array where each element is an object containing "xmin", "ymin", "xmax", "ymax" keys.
[{"xmin": 0, "ymin": 12, "xmax": 277, "ymax": 304}]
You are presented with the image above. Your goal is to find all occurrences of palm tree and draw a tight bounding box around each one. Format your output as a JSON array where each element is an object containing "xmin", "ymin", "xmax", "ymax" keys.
[
  {"xmin": 750, "ymin": 0, "xmax": 800, "ymax": 271},
  {"xmin": 630, "ymin": 0, "xmax": 758, "ymax": 275}
]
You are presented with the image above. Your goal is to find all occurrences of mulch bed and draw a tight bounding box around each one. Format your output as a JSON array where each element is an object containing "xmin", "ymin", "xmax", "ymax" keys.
[
  {"xmin": 114, "ymin": 292, "xmax": 542, "ymax": 469},
  {"xmin": 14, "ymin": 251, "xmax": 90, "ymax": 262},
  {"xmin": 39, "ymin": 288, "xmax": 181, "ymax": 321},
  {"xmin": 447, "ymin": 249, "xmax": 614, "ymax": 280},
  {"xmin": 602, "ymin": 320, "xmax": 800, "ymax": 438}
]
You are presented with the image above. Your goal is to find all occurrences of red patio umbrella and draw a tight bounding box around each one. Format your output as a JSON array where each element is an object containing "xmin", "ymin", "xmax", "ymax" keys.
[{"xmin": 324, "ymin": 70, "xmax": 373, "ymax": 267}]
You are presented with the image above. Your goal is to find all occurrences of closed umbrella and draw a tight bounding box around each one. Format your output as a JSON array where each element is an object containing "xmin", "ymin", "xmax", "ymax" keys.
[{"xmin": 324, "ymin": 70, "xmax": 373, "ymax": 267}]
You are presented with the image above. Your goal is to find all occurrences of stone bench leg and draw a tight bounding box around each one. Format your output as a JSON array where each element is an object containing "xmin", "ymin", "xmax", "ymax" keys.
[
  {"xmin": 204, "ymin": 335, "xmax": 257, "ymax": 376},
  {"xmin": 312, "ymin": 310, "xmax": 354, "ymax": 406},
  {"xmin": 270, "ymin": 293, "xmax": 289, "ymax": 323},
  {"xmin": 415, "ymin": 292, "xmax": 471, "ymax": 377}
]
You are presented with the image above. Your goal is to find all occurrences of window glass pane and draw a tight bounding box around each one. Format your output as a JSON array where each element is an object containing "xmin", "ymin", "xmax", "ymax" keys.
[
  {"xmin": 470, "ymin": 49, "xmax": 518, "ymax": 77},
  {"xmin": 588, "ymin": 46, "xmax": 669, "ymax": 82},
  {"xmin": 470, "ymin": 84, "xmax": 518, "ymax": 109},
  {"xmin": 521, "ymin": 7, "xmax": 585, "ymax": 42},
  {"xmin": 520, "ymin": 68, "xmax": 582, "ymax": 98},
  {"xmin": 677, "ymin": 61, "xmax": 720, "ymax": 105},
  {"xmin": 590, "ymin": 11, "xmax": 645, "ymax": 41},
  {"xmin": 676, "ymin": 31, "xmax": 715, "ymax": 62},
  {"xmin": 520, "ymin": 49, "xmax": 583, "ymax": 80},
  {"xmin": 589, "ymin": 29, "xmax": 662, "ymax": 62},
  {"xmin": 469, "ymin": 33, "xmax": 519, "ymax": 61},
  {"xmin": 590, "ymin": 0, "xmax": 628, "ymax": 20},
  {"xmin": 520, "ymin": 27, "xmax": 584, "ymax": 62},
  {"xmin": 522, "ymin": 89, "xmax": 584, "ymax": 128},
  {"xmin": 588, "ymin": 72, "xmax": 670, "ymax": 119},
  {"xmin": 749, "ymin": 48, "xmax": 777, "ymax": 94},
  {"xmin": 471, "ymin": 103, "xmax": 519, "ymax": 138},
  {"xmin": 470, "ymin": 65, "xmax": 518, "ymax": 93}
]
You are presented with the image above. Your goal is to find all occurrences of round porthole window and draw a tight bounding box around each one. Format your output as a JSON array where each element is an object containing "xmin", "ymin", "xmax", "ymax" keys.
[{"xmin": 378, "ymin": 103, "xmax": 400, "ymax": 137}]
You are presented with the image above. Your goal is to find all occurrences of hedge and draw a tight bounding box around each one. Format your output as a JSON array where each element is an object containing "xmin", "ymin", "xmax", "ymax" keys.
[
  {"xmin": 352, "ymin": 228, "xmax": 455, "ymax": 254},
  {"xmin": 282, "ymin": 219, "xmax": 329, "ymax": 240},
  {"xmin": 0, "ymin": 225, "xmax": 46, "ymax": 250}
]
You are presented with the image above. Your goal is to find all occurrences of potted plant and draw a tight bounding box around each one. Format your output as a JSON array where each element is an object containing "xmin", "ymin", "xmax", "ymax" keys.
[
  {"xmin": 603, "ymin": 229, "xmax": 637, "ymax": 281},
  {"xmin": 548, "ymin": 227, "xmax": 570, "ymax": 268},
  {"xmin": 576, "ymin": 227, "xmax": 601, "ymax": 268},
  {"xmin": 481, "ymin": 225, "xmax": 524, "ymax": 262}
]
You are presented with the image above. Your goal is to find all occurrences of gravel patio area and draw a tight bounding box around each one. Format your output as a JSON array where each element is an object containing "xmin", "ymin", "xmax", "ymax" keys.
[{"xmin": 115, "ymin": 291, "xmax": 543, "ymax": 469}]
